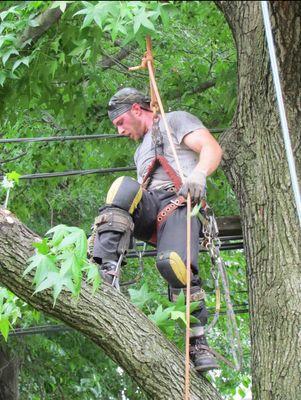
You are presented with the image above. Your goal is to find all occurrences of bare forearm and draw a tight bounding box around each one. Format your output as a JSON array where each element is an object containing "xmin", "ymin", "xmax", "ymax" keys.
[{"xmin": 194, "ymin": 143, "xmax": 223, "ymax": 177}]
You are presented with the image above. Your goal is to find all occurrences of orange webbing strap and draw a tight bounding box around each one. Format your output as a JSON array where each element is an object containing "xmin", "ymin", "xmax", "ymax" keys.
[
  {"xmin": 185, "ymin": 192, "xmax": 192, "ymax": 400},
  {"xmin": 129, "ymin": 36, "xmax": 192, "ymax": 400}
]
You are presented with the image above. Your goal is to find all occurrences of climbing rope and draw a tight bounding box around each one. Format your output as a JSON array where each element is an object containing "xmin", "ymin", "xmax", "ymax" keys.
[
  {"xmin": 261, "ymin": 1, "xmax": 301, "ymax": 228},
  {"xmin": 129, "ymin": 35, "xmax": 192, "ymax": 400},
  {"xmin": 129, "ymin": 35, "xmax": 244, "ymax": 397}
]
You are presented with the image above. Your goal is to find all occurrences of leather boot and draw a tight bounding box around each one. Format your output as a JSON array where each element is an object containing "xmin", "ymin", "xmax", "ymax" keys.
[
  {"xmin": 98, "ymin": 261, "xmax": 118, "ymax": 285},
  {"xmin": 190, "ymin": 334, "xmax": 219, "ymax": 373}
]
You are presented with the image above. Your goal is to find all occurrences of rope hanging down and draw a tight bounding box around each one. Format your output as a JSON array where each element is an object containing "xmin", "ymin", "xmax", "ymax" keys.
[
  {"xmin": 129, "ymin": 36, "xmax": 193, "ymax": 400},
  {"xmin": 261, "ymin": 1, "xmax": 301, "ymax": 228}
]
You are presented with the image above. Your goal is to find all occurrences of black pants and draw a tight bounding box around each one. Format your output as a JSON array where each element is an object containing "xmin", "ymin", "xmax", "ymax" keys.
[{"xmin": 94, "ymin": 186, "xmax": 208, "ymax": 327}]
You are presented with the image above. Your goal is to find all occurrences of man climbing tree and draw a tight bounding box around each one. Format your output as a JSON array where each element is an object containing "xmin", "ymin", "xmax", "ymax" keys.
[{"xmin": 92, "ymin": 87, "xmax": 223, "ymax": 372}]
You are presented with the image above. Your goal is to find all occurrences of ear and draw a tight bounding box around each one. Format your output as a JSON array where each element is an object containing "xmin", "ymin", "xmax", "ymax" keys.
[{"xmin": 131, "ymin": 103, "xmax": 142, "ymax": 116}]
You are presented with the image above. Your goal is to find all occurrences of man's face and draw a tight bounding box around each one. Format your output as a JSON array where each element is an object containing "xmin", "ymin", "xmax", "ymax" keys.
[{"xmin": 112, "ymin": 106, "xmax": 145, "ymax": 141}]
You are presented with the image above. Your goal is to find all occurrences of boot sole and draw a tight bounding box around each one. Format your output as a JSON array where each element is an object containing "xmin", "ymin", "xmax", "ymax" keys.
[{"xmin": 194, "ymin": 364, "xmax": 219, "ymax": 373}]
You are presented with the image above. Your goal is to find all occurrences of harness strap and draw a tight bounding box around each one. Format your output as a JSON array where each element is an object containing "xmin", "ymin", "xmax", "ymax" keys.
[
  {"xmin": 142, "ymin": 155, "xmax": 182, "ymax": 190},
  {"xmin": 157, "ymin": 195, "xmax": 186, "ymax": 227},
  {"xmin": 147, "ymin": 195, "xmax": 186, "ymax": 245}
]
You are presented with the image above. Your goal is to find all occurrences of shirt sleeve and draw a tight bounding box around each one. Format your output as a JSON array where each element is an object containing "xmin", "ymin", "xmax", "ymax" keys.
[{"xmin": 168, "ymin": 111, "xmax": 206, "ymax": 144}]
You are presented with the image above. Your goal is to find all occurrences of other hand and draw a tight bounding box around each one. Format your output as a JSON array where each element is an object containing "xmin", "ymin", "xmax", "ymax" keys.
[{"xmin": 178, "ymin": 170, "xmax": 206, "ymax": 204}]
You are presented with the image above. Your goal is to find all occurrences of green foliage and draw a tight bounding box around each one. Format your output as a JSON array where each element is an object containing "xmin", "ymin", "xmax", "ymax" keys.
[
  {"xmin": 129, "ymin": 284, "xmax": 200, "ymax": 347},
  {"xmin": 73, "ymin": 1, "xmax": 173, "ymax": 44},
  {"xmin": 24, "ymin": 225, "xmax": 100, "ymax": 304},
  {"xmin": 8, "ymin": 326, "xmax": 147, "ymax": 400},
  {"xmin": 0, "ymin": 288, "xmax": 21, "ymax": 340},
  {"xmin": 1, "ymin": 171, "xmax": 20, "ymax": 208}
]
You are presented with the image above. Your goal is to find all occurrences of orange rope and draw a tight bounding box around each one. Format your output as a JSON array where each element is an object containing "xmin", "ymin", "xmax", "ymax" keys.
[
  {"xmin": 185, "ymin": 192, "xmax": 192, "ymax": 400},
  {"xmin": 129, "ymin": 35, "xmax": 192, "ymax": 400}
]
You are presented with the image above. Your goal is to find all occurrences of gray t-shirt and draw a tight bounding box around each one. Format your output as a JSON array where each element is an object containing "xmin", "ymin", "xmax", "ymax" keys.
[{"xmin": 134, "ymin": 111, "xmax": 205, "ymax": 190}]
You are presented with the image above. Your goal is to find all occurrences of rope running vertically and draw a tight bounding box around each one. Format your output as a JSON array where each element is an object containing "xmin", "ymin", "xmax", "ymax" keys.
[
  {"xmin": 261, "ymin": 1, "xmax": 301, "ymax": 228},
  {"xmin": 129, "ymin": 36, "xmax": 192, "ymax": 400}
]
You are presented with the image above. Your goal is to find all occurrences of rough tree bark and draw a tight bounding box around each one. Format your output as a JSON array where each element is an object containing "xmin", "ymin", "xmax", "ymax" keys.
[
  {"xmin": 0, "ymin": 343, "xmax": 19, "ymax": 400},
  {"xmin": 0, "ymin": 209, "xmax": 222, "ymax": 400},
  {"xmin": 216, "ymin": 2, "xmax": 301, "ymax": 399}
]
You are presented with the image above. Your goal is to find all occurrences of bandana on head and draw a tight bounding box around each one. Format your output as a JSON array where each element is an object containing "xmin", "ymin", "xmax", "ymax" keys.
[{"xmin": 108, "ymin": 87, "xmax": 151, "ymax": 121}]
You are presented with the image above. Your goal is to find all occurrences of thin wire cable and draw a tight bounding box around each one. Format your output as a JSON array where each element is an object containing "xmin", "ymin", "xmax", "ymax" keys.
[
  {"xmin": 0, "ymin": 129, "xmax": 225, "ymax": 144},
  {"xmin": 9, "ymin": 308, "xmax": 249, "ymax": 337},
  {"xmin": 0, "ymin": 134, "xmax": 123, "ymax": 144},
  {"xmin": 261, "ymin": 1, "xmax": 301, "ymax": 228},
  {"xmin": 0, "ymin": 166, "xmax": 136, "ymax": 181}
]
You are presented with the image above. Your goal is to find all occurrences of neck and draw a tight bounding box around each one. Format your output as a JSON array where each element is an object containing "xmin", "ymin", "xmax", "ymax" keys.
[{"xmin": 143, "ymin": 110, "xmax": 155, "ymax": 133}]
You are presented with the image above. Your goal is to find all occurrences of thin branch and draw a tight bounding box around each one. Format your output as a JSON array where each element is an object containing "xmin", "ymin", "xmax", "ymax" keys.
[{"xmin": 0, "ymin": 151, "xmax": 28, "ymax": 164}]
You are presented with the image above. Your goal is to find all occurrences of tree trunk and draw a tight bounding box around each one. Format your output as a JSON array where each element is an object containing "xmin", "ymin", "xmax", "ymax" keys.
[
  {"xmin": 0, "ymin": 343, "xmax": 19, "ymax": 400},
  {"xmin": 0, "ymin": 209, "xmax": 221, "ymax": 400},
  {"xmin": 217, "ymin": 2, "xmax": 301, "ymax": 399}
]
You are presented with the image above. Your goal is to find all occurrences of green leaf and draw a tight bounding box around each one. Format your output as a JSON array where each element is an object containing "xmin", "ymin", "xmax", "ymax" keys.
[
  {"xmin": 133, "ymin": 9, "xmax": 156, "ymax": 34},
  {"xmin": 170, "ymin": 310, "xmax": 186, "ymax": 323},
  {"xmin": 6, "ymin": 171, "xmax": 20, "ymax": 183},
  {"xmin": 12, "ymin": 56, "xmax": 30, "ymax": 72},
  {"xmin": 159, "ymin": 4, "xmax": 170, "ymax": 28},
  {"xmin": 46, "ymin": 224, "xmax": 67, "ymax": 235},
  {"xmin": 83, "ymin": 261, "xmax": 101, "ymax": 293},
  {"xmin": 2, "ymin": 48, "xmax": 19, "ymax": 66},
  {"xmin": 149, "ymin": 305, "xmax": 173, "ymax": 326},
  {"xmin": 189, "ymin": 301, "xmax": 201, "ymax": 313},
  {"xmin": 46, "ymin": 224, "xmax": 68, "ymax": 246},
  {"xmin": 73, "ymin": 1, "xmax": 94, "ymax": 16},
  {"xmin": 24, "ymin": 253, "xmax": 57, "ymax": 289},
  {"xmin": 0, "ymin": 6, "xmax": 19, "ymax": 21},
  {"xmin": 81, "ymin": 13, "xmax": 94, "ymax": 29},
  {"xmin": 128, "ymin": 283, "xmax": 153, "ymax": 309},
  {"xmin": 0, "ymin": 71, "xmax": 6, "ymax": 86},
  {"xmin": 51, "ymin": 1, "xmax": 68, "ymax": 13},
  {"xmin": 32, "ymin": 239, "xmax": 50, "ymax": 255},
  {"xmin": 191, "ymin": 203, "xmax": 202, "ymax": 217},
  {"xmin": 48, "ymin": 60, "xmax": 58, "ymax": 78},
  {"xmin": 57, "ymin": 230, "xmax": 79, "ymax": 248},
  {"xmin": 174, "ymin": 290, "xmax": 185, "ymax": 308},
  {"xmin": 53, "ymin": 275, "xmax": 75, "ymax": 303},
  {"xmin": 57, "ymin": 228, "xmax": 87, "ymax": 258},
  {"xmin": 34, "ymin": 271, "xmax": 61, "ymax": 294},
  {"xmin": 0, "ymin": 34, "xmax": 16, "ymax": 48},
  {"xmin": 0, "ymin": 318, "xmax": 10, "ymax": 341}
]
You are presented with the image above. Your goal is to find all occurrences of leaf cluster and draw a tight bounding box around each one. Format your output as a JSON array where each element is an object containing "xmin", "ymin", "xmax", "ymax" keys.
[
  {"xmin": 0, "ymin": 288, "xmax": 21, "ymax": 340},
  {"xmin": 129, "ymin": 283, "xmax": 201, "ymax": 349},
  {"xmin": 24, "ymin": 224, "xmax": 100, "ymax": 304}
]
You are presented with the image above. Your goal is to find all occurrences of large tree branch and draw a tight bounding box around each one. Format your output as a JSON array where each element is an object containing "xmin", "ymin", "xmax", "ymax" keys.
[
  {"xmin": 0, "ymin": 209, "xmax": 222, "ymax": 400},
  {"xmin": 100, "ymin": 46, "xmax": 133, "ymax": 70},
  {"xmin": 18, "ymin": 5, "xmax": 68, "ymax": 47},
  {"xmin": 169, "ymin": 79, "xmax": 216, "ymax": 100}
]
